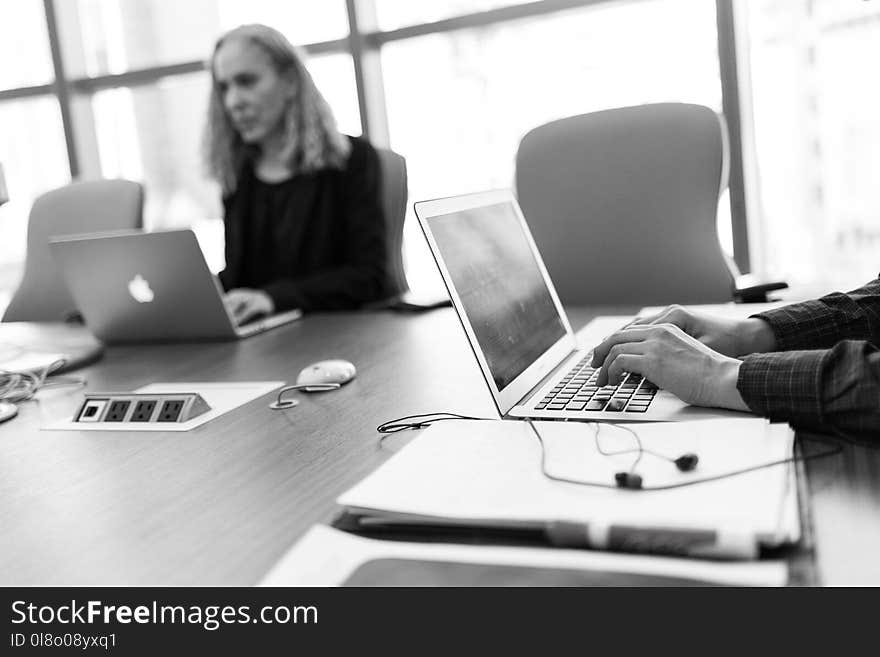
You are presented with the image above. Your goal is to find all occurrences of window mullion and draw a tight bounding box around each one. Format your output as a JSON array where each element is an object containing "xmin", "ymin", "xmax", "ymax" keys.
[
  {"xmin": 43, "ymin": 0, "xmax": 80, "ymax": 179},
  {"xmin": 347, "ymin": 0, "xmax": 391, "ymax": 146}
]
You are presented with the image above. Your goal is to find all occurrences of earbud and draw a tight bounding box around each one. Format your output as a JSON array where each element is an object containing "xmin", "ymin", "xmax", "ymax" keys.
[
  {"xmin": 614, "ymin": 472, "xmax": 643, "ymax": 490},
  {"xmin": 614, "ymin": 453, "xmax": 697, "ymax": 489},
  {"xmin": 674, "ymin": 452, "xmax": 699, "ymax": 472}
]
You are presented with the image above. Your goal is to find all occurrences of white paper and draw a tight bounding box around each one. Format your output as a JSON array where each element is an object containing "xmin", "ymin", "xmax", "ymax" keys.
[
  {"xmin": 339, "ymin": 418, "xmax": 797, "ymax": 545},
  {"xmin": 260, "ymin": 525, "xmax": 788, "ymax": 587},
  {"xmin": 44, "ymin": 381, "xmax": 284, "ymax": 432}
]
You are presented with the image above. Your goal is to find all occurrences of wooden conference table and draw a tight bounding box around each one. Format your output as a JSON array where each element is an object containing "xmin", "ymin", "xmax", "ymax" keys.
[{"xmin": 1, "ymin": 307, "xmax": 879, "ymax": 586}]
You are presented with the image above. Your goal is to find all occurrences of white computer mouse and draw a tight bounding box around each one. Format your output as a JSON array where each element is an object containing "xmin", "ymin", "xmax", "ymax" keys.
[{"xmin": 296, "ymin": 359, "xmax": 357, "ymax": 389}]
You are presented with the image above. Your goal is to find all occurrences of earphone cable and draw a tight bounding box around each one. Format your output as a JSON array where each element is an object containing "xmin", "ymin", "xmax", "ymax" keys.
[
  {"xmin": 376, "ymin": 412, "xmax": 850, "ymax": 490},
  {"xmin": 376, "ymin": 412, "xmax": 495, "ymax": 445},
  {"xmin": 589, "ymin": 422, "xmax": 683, "ymax": 473},
  {"xmin": 527, "ymin": 419, "xmax": 843, "ymax": 491}
]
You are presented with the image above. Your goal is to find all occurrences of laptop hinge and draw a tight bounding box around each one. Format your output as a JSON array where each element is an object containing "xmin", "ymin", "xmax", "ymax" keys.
[{"xmin": 518, "ymin": 349, "xmax": 583, "ymax": 408}]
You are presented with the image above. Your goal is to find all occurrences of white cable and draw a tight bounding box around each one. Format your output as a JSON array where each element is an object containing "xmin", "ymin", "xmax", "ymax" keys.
[{"xmin": 0, "ymin": 359, "xmax": 86, "ymax": 404}]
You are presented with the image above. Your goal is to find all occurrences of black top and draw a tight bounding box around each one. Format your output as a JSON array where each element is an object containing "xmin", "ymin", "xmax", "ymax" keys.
[{"xmin": 218, "ymin": 136, "xmax": 389, "ymax": 312}]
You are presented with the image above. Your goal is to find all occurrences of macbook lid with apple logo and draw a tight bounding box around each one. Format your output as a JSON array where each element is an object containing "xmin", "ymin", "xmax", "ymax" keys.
[{"xmin": 48, "ymin": 230, "xmax": 244, "ymax": 343}]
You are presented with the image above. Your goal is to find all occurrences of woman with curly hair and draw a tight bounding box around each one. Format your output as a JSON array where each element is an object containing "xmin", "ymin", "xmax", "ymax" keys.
[{"xmin": 204, "ymin": 24, "xmax": 388, "ymax": 324}]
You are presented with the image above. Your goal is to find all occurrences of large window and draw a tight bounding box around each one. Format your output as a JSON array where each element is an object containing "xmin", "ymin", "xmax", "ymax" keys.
[
  {"xmin": 382, "ymin": 0, "xmax": 723, "ymax": 292},
  {"xmin": 65, "ymin": 0, "xmax": 350, "ymax": 77},
  {"xmin": 0, "ymin": 97, "xmax": 70, "ymax": 307},
  {"xmin": 0, "ymin": 0, "xmax": 70, "ymax": 307},
  {"xmin": 89, "ymin": 74, "xmax": 223, "ymax": 266},
  {"xmin": 3, "ymin": 0, "xmax": 873, "ymax": 312},
  {"xmin": 741, "ymin": 0, "xmax": 880, "ymax": 290}
]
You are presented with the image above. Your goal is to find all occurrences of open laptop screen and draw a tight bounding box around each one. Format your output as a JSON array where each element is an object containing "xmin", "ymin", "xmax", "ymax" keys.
[{"xmin": 427, "ymin": 201, "xmax": 567, "ymax": 390}]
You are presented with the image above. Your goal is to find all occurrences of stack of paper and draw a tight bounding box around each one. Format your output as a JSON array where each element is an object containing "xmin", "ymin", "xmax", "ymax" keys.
[
  {"xmin": 260, "ymin": 525, "xmax": 789, "ymax": 587},
  {"xmin": 337, "ymin": 418, "xmax": 799, "ymax": 558}
]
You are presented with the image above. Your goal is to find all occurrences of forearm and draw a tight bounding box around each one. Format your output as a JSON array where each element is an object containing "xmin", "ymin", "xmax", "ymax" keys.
[
  {"xmin": 736, "ymin": 318, "xmax": 777, "ymax": 355},
  {"xmin": 736, "ymin": 340, "xmax": 880, "ymax": 439}
]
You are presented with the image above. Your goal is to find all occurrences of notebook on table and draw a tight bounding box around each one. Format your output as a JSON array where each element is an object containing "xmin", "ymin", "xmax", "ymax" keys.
[{"xmin": 336, "ymin": 417, "xmax": 799, "ymax": 560}]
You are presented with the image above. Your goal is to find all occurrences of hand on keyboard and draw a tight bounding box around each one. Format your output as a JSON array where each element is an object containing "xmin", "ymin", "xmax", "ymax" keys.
[
  {"xmin": 590, "ymin": 323, "xmax": 750, "ymax": 411},
  {"xmin": 535, "ymin": 356, "xmax": 658, "ymax": 413},
  {"xmin": 625, "ymin": 305, "xmax": 777, "ymax": 357}
]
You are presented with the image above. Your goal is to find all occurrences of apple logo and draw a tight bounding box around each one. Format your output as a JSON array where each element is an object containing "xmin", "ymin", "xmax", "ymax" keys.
[{"xmin": 128, "ymin": 274, "xmax": 155, "ymax": 303}]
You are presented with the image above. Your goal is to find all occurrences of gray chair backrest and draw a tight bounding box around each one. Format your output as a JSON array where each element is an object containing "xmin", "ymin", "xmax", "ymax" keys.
[
  {"xmin": 375, "ymin": 147, "xmax": 409, "ymax": 299},
  {"xmin": 515, "ymin": 103, "xmax": 734, "ymax": 306},
  {"xmin": 3, "ymin": 179, "xmax": 144, "ymax": 322}
]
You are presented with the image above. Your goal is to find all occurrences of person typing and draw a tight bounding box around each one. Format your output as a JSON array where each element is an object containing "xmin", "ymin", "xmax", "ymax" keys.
[
  {"xmin": 591, "ymin": 277, "xmax": 880, "ymax": 439},
  {"xmin": 203, "ymin": 24, "xmax": 388, "ymax": 326}
]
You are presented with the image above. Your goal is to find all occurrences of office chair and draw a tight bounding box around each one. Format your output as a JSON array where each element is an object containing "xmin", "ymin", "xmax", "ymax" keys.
[
  {"xmin": 373, "ymin": 147, "xmax": 451, "ymax": 311},
  {"xmin": 3, "ymin": 179, "xmax": 144, "ymax": 322},
  {"xmin": 376, "ymin": 147, "xmax": 409, "ymax": 300},
  {"xmin": 515, "ymin": 103, "xmax": 785, "ymax": 306}
]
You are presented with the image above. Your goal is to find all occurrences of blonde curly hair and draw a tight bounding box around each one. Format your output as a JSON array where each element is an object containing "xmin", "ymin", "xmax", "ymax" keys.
[{"xmin": 203, "ymin": 24, "xmax": 351, "ymax": 195}]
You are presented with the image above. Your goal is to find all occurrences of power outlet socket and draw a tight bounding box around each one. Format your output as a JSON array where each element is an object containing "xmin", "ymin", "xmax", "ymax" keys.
[
  {"xmin": 104, "ymin": 400, "xmax": 131, "ymax": 422},
  {"xmin": 74, "ymin": 393, "xmax": 211, "ymax": 424},
  {"xmin": 130, "ymin": 400, "xmax": 157, "ymax": 422},
  {"xmin": 157, "ymin": 399, "xmax": 185, "ymax": 422}
]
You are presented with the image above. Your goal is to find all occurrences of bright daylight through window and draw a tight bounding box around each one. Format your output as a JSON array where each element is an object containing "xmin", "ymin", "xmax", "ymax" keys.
[{"xmin": 0, "ymin": 0, "xmax": 877, "ymax": 307}]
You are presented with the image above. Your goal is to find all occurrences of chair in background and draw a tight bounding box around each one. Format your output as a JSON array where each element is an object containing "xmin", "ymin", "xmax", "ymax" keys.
[
  {"xmin": 375, "ymin": 147, "xmax": 409, "ymax": 301},
  {"xmin": 2, "ymin": 179, "xmax": 144, "ymax": 323},
  {"xmin": 374, "ymin": 147, "xmax": 451, "ymax": 311},
  {"xmin": 515, "ymin": 103, "xmax": 785, "ymax": 307}
]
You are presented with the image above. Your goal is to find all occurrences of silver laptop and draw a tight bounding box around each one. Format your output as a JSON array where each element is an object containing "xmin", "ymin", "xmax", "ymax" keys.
[
  {"xmin": 414, "ymin": 190, "xmax": 744, "ymax": 422},
  {"xmin": 49, "ymin": 229, "xmax": 302, "ymax": 343}
]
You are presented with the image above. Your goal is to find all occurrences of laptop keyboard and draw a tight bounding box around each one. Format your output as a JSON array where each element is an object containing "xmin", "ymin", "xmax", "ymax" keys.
[{"xmin": 534, "ymin": 356, "xmax": 657, "ymax": 413}]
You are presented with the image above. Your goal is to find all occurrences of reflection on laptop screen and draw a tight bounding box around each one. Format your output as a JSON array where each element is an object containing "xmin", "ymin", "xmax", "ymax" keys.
[{"xmin": 428, "ymin": 201, "xmax": 566, "ymax": 390}]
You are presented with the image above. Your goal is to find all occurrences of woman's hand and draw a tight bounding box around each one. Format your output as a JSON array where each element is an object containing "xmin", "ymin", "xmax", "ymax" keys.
[
  {"xmin": 223, "ymin": 288, "xmax": 275, "ymax": 325},
  {"xmin": 627, "ymin": 305, "xmax": 777, "ymax": 357},
  {"xmin": 591, "ymin": 323, "xmax": 750, "ymax": 411}
]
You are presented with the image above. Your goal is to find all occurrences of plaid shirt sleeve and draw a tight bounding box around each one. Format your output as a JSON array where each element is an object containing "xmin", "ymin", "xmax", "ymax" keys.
[
  {"xmin": 735, "ymin": 277, "xmax": 880, "ymax": 438},
  {"xmin": 737, "ymin": 342, "xmax": 880, "ymax": 437},
  {"xmin": 749, "ymin": 277, "xmax": 880, "ymax": 350}
]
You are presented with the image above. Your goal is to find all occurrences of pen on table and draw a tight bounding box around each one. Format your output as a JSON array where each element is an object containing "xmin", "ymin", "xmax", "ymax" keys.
[{"xmin": 545, "ymin": 520, "xmax": 759, "ymax": 561}]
